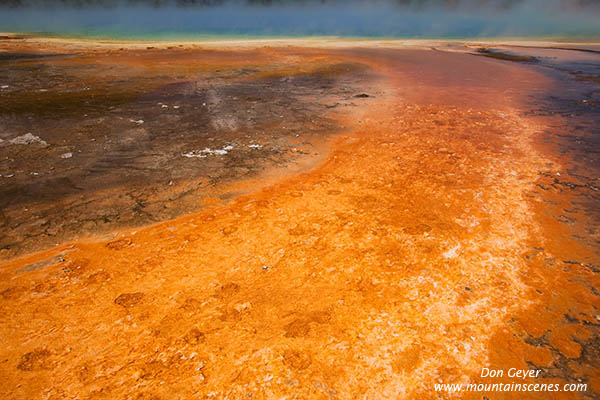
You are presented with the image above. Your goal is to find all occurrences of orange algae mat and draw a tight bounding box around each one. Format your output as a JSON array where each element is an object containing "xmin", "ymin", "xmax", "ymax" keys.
[{"xmin": 0, "ymin": 44, "xmax": 599, "ymax": 399}]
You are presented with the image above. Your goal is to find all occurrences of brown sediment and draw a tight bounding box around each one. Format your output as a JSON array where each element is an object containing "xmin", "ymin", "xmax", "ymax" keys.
[
  {"xmin": 0, "ymin": 39, "xmax": 599, "ymax": 399},
  {"xmin": 473, "ymin": 47, "xmax": 538, "ymax": 62},
  {"xmin": 573, "ymin": 73, "xmax": 600, "ymax": 84},
  {"xmin": 0, "ymin": 41, "xmax": 378, "ymax": 258},
  {"xmin": 512, "ymin": 45, "xmax": 600, "ymax": 55}
]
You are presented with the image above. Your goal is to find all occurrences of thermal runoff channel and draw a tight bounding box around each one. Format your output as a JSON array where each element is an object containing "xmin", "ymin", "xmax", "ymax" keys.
[{"xmin": 0, "ymin": 2, "xmax": 599, "ymax": 400}]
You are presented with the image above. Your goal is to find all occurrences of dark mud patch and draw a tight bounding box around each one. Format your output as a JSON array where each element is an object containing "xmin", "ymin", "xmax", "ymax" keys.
[
  {"xmin": 545, "ymin": 46, "xmax": 600, "ymax": 55},
  {"xmin": 0, "ymin": 52, "xmax": 75, "ymax": 62},
  {"xmin": 0, "ymin": 86, "xmax": 146, "ymax": 116},
  {"xmin": 0, "ymin": 35, "xmax": 26, "ymax": 40},
  {"xmin": 520, "ymin": 47, "xmax": 600, "ymax": 257},
  {"xmin": 473, "ymin": 48, "xmax": 538, "ymax": 63},
  {"xmin": 573, "ymin": 73, "xmax": 600, "ymax": 84},
  {"xmin": 0, "ymin": 48, "xmax": 375, "ymax": 259}
]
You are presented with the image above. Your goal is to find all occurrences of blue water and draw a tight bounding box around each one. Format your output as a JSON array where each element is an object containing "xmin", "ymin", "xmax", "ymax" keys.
[{"xmin": 1, "ymin": 3, "xmax": 599, "ymax": 40}]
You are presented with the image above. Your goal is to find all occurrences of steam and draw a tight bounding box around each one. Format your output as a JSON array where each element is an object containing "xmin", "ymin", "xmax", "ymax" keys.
[
  {"xmin": 1, "ymin": 0, "xmax": 599, "ymax": 9},
  {"xmin": 0, "ymin": 0, "xmax": 598, "ymax": 38}
]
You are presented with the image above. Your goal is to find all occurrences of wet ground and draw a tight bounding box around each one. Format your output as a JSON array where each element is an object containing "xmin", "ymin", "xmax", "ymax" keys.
[
  {"xmin": 0, "ymin": 41, "xmax": 376, "ymax": 258},
  {"xmin": 463, "ymin": 43, "xmax": 600, "ymax": 399},
  {"xmin": 0, "ymin": 37, "xmax": 599, "ymax": 399}
]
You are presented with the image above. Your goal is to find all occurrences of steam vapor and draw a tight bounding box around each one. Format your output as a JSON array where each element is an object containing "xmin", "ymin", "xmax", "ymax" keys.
[
  {"xmin": 0, "ymin": 0, "xmax": 598, "ymax": 38},
  {"xmin": 0, "ymin": 0, "xmax": 599, "ymax": 9}
]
